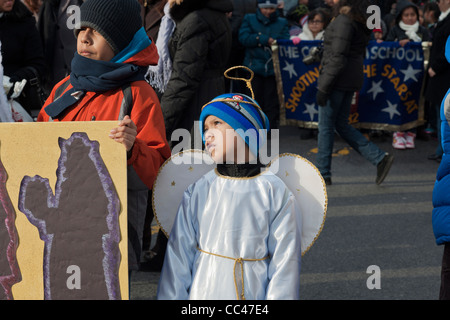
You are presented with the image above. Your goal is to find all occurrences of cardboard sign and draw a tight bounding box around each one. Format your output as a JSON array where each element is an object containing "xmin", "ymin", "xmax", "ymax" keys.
[{"xmin": 0, "ymin": 122, "xmax": 128, "ymax": 300}]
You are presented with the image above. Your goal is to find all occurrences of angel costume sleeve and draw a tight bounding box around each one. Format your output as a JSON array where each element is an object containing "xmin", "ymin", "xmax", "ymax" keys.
[{"xmin": 156, "ymin": 167, "xmax": 302, "ymax": 300}]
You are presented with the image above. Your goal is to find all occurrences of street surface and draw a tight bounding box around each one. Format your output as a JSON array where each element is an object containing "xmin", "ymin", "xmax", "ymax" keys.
[{"xmin": 130, "ymin": 125, "xmax": 443, "ymax": 300}]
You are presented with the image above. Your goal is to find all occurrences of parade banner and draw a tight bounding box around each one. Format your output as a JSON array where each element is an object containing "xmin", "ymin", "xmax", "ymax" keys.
[
  {"xmin": 273, "ymin": 39, "xmax": 427, "ymax": 131},
  {"xmin": 0, "ymin": 122, "xmax": 128, "ymax": 300}
]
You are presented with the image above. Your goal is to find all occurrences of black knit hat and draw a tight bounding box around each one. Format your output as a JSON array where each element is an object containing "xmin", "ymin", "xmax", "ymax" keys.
[{"xmin": 76, "ymin": 0, "xmax": 142, "ymax": 54}]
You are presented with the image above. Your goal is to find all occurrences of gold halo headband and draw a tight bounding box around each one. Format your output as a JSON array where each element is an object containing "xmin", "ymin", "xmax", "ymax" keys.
[
  {"xmin": 201, "ymin": 66, "xmax": 261, "ymax": 111},
  {"xmin": 224, "ymin": 66, "xmax": 255, "ymax": 99}
]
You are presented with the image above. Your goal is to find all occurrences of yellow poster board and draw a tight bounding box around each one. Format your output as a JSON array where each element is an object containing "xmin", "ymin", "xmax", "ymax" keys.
[{"xmin": 0, "ymin": 121, "xmax": 128, "ymax": 300}]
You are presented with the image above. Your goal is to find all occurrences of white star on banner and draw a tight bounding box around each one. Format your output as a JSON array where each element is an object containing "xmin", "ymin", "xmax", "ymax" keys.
[
  {"xmin": 400, "ymin": 64, "xmax": 422, "ymax": 82},
  {"xmin": 283, "ymin": 61, "xmax": 297, "ymax": 79},
  {"xmin": 303, "ymin": 103, "xmax": 318, "ymax": 121},
  {"xmin": 367, "ymin": 80, "xmax": 384, "ymax": 100},
  {"xmin": 382, "ymin": 101, "xmax": 401, "ymax": 120}
]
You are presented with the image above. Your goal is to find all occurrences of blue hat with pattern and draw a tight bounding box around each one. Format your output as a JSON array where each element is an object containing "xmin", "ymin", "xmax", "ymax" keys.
[{"xmin": 199, "ymin": 93, "xmax": 270, "ymax": 157}]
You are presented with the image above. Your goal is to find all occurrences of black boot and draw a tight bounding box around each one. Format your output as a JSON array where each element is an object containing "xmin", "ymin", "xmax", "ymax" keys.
[{"xmin": 376, "ymin": 153, "xmax": 394, "ymax": 185}]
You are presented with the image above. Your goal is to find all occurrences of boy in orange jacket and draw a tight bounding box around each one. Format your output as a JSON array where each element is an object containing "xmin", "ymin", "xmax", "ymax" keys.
[{"xmin": 38, "ymin": 0, "xmax": 171, "ymax": 272}]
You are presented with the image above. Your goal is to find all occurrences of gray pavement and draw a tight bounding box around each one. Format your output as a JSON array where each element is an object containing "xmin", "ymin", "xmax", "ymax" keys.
[{"xmin": 130, "ymin": 125, "xmax": 443, "ymax": 300}]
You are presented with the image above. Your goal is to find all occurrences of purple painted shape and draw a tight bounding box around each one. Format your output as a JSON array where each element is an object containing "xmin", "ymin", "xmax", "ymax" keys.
[
  {"xmin": 18, "ymin": 176, "xmax": 53, "ymax": 299},
  {"xmin": 0, "ymin": 158, "xmax": 22, "ymax": 299},
  {"xmin": 18, "ymin": 132, "xmax": 122, "ymax": 300}
]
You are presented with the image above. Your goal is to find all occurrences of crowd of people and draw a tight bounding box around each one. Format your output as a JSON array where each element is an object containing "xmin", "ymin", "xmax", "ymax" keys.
[
  {"xmin": 1, "ymin": 0, "xmax": 450, "ymax": 299},
  {"xmin": 2, "ymin": 0, "xmax": 447, "ymax": 167}
]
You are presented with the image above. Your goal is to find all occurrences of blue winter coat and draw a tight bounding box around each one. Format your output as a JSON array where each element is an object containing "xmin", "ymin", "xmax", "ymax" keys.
[
  {"xmin": 238, "ymin": 9, "xmax": 289, "ymax": 77},
  {"xmin": 432, "ymin": 36, "xmax": 450, "ymax": 245}
]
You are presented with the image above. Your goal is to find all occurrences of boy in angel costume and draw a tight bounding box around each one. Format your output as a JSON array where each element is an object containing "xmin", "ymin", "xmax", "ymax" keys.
[{"xmin": 156, "ymin": 87, "xmax": 304, "ymax": 300}]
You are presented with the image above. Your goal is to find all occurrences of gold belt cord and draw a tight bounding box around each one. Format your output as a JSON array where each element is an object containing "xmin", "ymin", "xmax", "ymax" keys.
[{"xmin": 197, "ymin": 247, "xmax": 269, "ymax": 300}]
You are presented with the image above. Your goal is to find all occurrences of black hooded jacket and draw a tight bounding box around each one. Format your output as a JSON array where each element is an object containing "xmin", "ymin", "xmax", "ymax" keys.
[
  {"xmin": 425, "ymin": 12, "xmax": 450, "ymax": 105},
  {"xmin": 317, "ymin": 6, "xmax": 371, "ymax": 94},
  {"xmin": 160, "ymin": 0, "xmax": 233, "ymax": 143},
  {"xmin": 0, "ymin": 1, "xmax": 45, "ymax": 84}
]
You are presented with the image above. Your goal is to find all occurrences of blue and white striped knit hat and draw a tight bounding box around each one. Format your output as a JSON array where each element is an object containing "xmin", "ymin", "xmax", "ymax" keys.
[{"xmin": 199, "ymin": 93, "xmax": 270, "ymax": 157}]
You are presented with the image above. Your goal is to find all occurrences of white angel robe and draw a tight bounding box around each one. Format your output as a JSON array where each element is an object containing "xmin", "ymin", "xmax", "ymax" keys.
[{"xmin": 157, "ymin": 168, "xmax": 302, "ymax": 300}]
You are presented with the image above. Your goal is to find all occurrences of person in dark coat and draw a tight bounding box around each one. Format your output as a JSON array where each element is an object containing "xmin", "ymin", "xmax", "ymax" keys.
[
  {"xmin": 238, "ymin": 0, "xmax": 289, "ymax": 131},
  {"xmin": 315, "ymin": 0, "xmax": 394, "ymax": 186},
  {"xmin": 21, "ymin": 0, "xmax": 42, "ymax": 22},
  {"xmin": 1, "ymin": 0, "xmax": 46, "ymax": 114},
  {"xmin": 425, "ymin": 0, "xmax": 450, "ymax": 162},
  {"xmin": 160, "ymin": 0, "xmax": 233, "ymax": 149},
  {"xmin": 229, "ymin": 0, "xmax": 257, "ymax": 35},
  {"xmin": 38, "ymin": 0, "xmax": 84, "ymax": 96}
]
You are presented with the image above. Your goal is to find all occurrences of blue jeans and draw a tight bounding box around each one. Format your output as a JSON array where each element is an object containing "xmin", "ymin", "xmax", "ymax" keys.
[{"xmin": 316, "ymin": 90, "xmax": 386, "ymax": 179}]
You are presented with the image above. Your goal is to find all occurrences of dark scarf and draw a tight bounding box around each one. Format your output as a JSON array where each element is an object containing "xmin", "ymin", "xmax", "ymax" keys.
[
  {"xmin": 44, "ymin": 52, "xmax": 146, "ymax": 118},
  {"xmin": 217, "ymin": 162, "xmax": 266, "ymax": 178}
]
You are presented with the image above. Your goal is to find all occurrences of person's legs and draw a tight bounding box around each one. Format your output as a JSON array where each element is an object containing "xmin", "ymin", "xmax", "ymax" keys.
[
  {"xmin": 334, "ymin": 92, "xmax": 386, "ymax": 166},
  {"xmin": 264, "ymin": 75, "xmax": 280, "ymax": 130},
  {"xmin": 316, "ymin": 90, "xmax": 345, "ymax": 180},
  {"xmin": 253, "ymin": 75, "xmax": 280, "ymax": 130},
  {"xmin": 440, "ymin": 243, "xmax": 450, "ymax": 300}
]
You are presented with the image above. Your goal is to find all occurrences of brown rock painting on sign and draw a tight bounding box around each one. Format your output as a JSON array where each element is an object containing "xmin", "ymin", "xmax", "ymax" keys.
[{"xmin": 18, "ymin": 132, "xmax": 122, "ymax": 300}]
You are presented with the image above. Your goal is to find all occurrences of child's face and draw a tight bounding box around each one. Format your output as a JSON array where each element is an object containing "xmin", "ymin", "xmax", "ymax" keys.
[
  {"xmin": 260, "ymin": 7, "xmax": 276, "ymax": 18},
  {"xmin": 401, "ymin": 7, "xmax": 418, "ymax": 25},
  {"xmin": 203, "ymin": 115, "xmax": 251, "ymax": 164},
  {"xmin": 308, "ymin": 14, "xmax": 324, "ymax": 34},
  {"xmin": 77, "ymin": 27, "xmax": 115, "ymax": 61}
]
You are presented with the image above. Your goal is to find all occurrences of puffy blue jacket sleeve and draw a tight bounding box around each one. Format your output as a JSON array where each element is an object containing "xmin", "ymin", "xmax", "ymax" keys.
[{"xmin": 433, "ymin": 91, "xmax": 450, "ymax": 245}]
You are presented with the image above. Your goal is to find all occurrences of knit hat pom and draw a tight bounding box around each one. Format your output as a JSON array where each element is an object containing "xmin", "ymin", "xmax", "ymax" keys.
[
  {"xmin": 76, "ymin": 0, "xmax": 142, "ymax": 54},
  {"xmin": 199, "ymin": 93, "xmax": 270, "ymax": 157}
]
